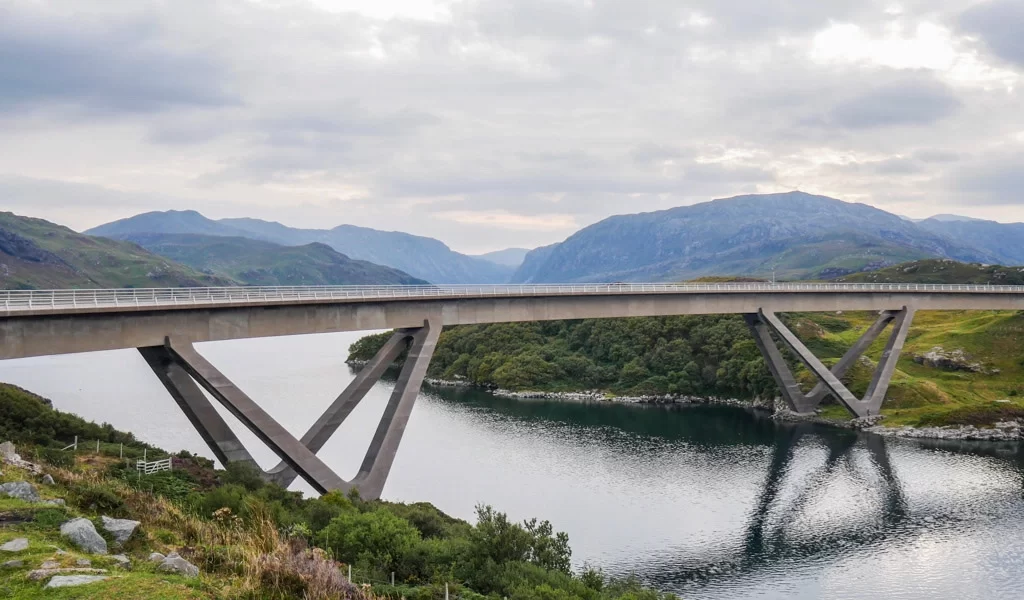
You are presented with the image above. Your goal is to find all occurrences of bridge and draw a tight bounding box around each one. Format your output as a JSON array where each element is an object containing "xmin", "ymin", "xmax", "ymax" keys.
[{"xmin": 1, "ymin": 282, "xmax": 1021, "ymax": 499}]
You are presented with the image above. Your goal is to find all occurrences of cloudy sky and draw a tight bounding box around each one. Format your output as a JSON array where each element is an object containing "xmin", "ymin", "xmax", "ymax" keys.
[{"xmin": 0, "ymin": 0, "xmax": 1021, "ymax": 254}]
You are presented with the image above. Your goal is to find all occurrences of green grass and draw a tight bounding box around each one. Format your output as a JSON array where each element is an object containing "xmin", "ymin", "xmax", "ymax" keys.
[{"xmin": 788, "ymin": 309, "xmax": 1024, "ymax": 427}]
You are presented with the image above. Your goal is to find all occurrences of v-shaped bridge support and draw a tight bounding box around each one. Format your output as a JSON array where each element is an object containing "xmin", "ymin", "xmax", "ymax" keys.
[
  {"xmin": 139, "ymin": 319, "xmax": 441, "ymax": 500},
  {"xmin": 745, "ymin": 308, "xmax": 915, "ymax": 418}
]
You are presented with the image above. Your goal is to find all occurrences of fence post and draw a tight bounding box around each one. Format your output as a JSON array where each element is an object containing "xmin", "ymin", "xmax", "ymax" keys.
[
  {"xmin": 391, "ymin": 572, "xmax": 395, "ymax": 586},
  {"xmin": 120, "ymin": 444, "xmax": 123, "ymax": 460},
  {"xmin": 348, "ymin": 564, "xmax": 351, "ymax": 581},
  {"xmin": 446, "ymin": 582, "xmax": 449, "ymax": 600},
  {"xmin": 96, "ymin": 439, "xmax": 100, "ymax": 454}
]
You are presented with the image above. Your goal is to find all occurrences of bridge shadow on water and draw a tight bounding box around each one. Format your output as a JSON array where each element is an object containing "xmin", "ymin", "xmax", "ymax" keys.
[{"xmin": 423, "ymin": 385, "xmax": 1024, "ymax": 595}]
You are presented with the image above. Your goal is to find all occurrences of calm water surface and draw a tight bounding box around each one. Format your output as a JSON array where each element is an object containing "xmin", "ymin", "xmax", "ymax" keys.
[{"xmin": 1, "ymin": 331, "xmax": 1023, "ymax": 600}]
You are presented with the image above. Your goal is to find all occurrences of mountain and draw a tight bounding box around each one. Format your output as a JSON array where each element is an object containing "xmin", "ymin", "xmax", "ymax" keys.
[
  {"xmin": 0, "ymin": 212, "xmax": 232, "ymax": 289},
  {"xmin": 473, "ymin": 248, "xmax": 532, "ymax": 268},
  {"xmin": 835, "ymin": 259, "xmax": 1024, "ymax": 285},
  {"xmin": 917, "ymin": 218, "xmax": 1024, "ymax": 266},
  {"xmin": 925, "ymin": 214, "xmax": 986, "ymax": 223},
  {"xmin": 510, "ymin": 192, "xmax": 1000, "ymax": 283},
  {"xmin": 88, "ymin": 211, "xmax": 514, "ymax": 284},
  {"xmin": 120, "ymin": 233, "xmax": 428, "ymax": 286}
]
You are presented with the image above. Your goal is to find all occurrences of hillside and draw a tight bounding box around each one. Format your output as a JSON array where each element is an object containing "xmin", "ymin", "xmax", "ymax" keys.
[
  {"xmin": 0, "ymin": 383, "xmax": 671, "ymax": 600},
  {"xmin": 835, "ymin": 259, "xmax": 1024, "ymax": 285},
  {"xmin": 510, "ymin": 192, "xmax": 999, "ymax": 283},
  {"xmin": 88, "ymin": 211, "xmax": 514, "ymax": 284},
  {"xmin": 119, "ymin": 233, "xmax": 428, "ymax": 286},
  {"xmin": 917, "ymin": 218, "xmax": 1024, "ymax": 266},
  {"xmin": 0, "ymin": 212, "xmax": 232, "ymax": 290}
]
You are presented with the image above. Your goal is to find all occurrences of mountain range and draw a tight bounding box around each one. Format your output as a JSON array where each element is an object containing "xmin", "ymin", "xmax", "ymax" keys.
[
  {"xmin": 87, "ymin": 211, "xmax": 513, "ymax": 284},
  {"xmin": 510, "ymin": 192, "xmax": 1020, "ymax": 282},
  {"xmin": 79, "ymin": 191, "xmax": 1024, "ymax": 286}
]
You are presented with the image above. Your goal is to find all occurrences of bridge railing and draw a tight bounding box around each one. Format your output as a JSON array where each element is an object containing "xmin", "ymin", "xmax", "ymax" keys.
[{"xmin": 1, "ymin": 282, "xmax": 1023, "ymax": 314}]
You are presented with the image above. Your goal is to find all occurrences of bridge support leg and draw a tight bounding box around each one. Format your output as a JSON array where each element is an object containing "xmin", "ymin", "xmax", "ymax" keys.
[
  {"xmin": 746, "ymin": 308, "xmax": 915, "ymax": 418},
  {"xmin": 138, "ymin": 319, "xmax": 442, "ymax": 499}
]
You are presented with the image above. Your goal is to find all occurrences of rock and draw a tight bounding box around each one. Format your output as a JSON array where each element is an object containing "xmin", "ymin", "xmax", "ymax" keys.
[
  {"xmin": 111, "ymin": 554, "xmax": 131, "ymax": 570},
  {"xmin": 158, "ymin": 555, "xmax": 199, "ymax": 578},
  {"xmin": 76, "ymin": 558, "xmax": 92, "ymax": 567},
  {"xmin": 28, "ymin": 568, "xmax": 108, "ymax": 581},
  {"xmin": 41, "ymin": 474, "xmax": 55, "ymax": 485},
  {"xmin": 101, "ymin": 515, "xmax": 140, "ymax": 546},
  {"xmin": 1, "ymin": 560, "xmax": 24, "ymax": 568},
  {"xmin": 147, "ymin": 552, "xmax": 166, "ymax": 563},
  {"xmin": 44, "ymin": 575, "xmax": 110, "ymax": 588},
  {"xmin": 40, "ymin": 560, "xmax": 61, "ymax": 569},
  {"xmin": 913, "ymin": 346, "xmax": 993, "ymax": 374},
  {"xmin": 60, "ymin": 518, "xmax": 108, "ymax": 555},
  {"xmin": 41, "ymin": 499, "xmax": 65, "ymax": 507},
  {"xmin": 0, "ymin": 538, "xmax": 28, "ymax": 552},
  {"xmin": 0, "ymin": 441, "xmax": 18, "ymax": 462},
  {"xmin": 0, "ymin": 481, "xmax": 41, "ymax": 503}
]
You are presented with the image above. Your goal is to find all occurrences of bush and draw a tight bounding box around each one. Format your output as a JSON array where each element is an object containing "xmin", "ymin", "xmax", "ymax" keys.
[
  {"xmin": 39, "ymin": 447, "xmax": 75, "ymax": 469},
  {"xmin": 317, "ymin": 507, "xmax": 421, "ymax": 572},
  {"xmin": 69, "ymin": 482, "xmax": 126, "ymax": 515}
]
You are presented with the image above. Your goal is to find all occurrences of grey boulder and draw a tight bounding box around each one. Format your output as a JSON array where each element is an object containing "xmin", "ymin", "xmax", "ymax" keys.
[
  {"xmin": 101, "ymin": 515, "xmax": 140, "ymax": 546},
  {"xmin": 0, "ymin": 538, "xmax": 28, "ymax": 552},
  {"xmin": 0, "ymin": 481, "xmax": 40, "ymax": 503},
  {"xmin": 158, "ymin": 555, "xmax": 199, "ymax": 578},
  {"xmin": 60, "ymin": 518, "xmax": 108, "ymax": 555},
  {"xmin": 41, "ymin": 474, "xmax": 55, "ymax": 485},
  {"xmin": 111, "ymin": 554, "xmax": 131, "ymax": 570},
  {"xmin": 44, "ymin": 575, "xmax": 110, "ymax": 589},
  {"xmin": 2, "ymin": 560, "xmax": 24, "ymax": 568},
  {"xmin": 148, "ymin": 552, "xmax": 165, "ymax": 562}
]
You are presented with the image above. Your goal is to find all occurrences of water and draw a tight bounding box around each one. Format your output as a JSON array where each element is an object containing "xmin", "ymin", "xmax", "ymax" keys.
[{"xmin": 2, "ymin": 331, "xmax": 1023, "ymax": 599}]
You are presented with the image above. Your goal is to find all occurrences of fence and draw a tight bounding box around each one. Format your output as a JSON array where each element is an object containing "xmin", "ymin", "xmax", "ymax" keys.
[{"xmin": 136, "ymin": 457, "xmax": 173, "ymax": 475}]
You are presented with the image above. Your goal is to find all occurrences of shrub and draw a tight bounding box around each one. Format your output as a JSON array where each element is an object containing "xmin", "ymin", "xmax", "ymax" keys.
[
  {"xmin": 39, "ymin": 447, "xmax": 75, "ymax": 469},
  {"xmin": 69, "ymin": 482, "xmax": 126, "ymax": 515},
  {"xmin": 317, "ymin": 507, "xmax": 421, "ymax": 572}
]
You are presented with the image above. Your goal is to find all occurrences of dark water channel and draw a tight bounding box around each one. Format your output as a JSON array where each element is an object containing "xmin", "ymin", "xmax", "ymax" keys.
[{"xmin": 1, "ymin": 332, "xmax": 1022, "ymax": 599}]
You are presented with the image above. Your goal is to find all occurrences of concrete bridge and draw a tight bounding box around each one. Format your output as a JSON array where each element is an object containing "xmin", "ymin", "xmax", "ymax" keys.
[{"xmin": 1, "ymin": 282, "xmax": 1021, "ymax": 499}]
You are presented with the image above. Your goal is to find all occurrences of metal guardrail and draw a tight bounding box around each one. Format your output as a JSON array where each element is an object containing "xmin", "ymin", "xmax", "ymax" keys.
[{"xmin": 0, "ymin": 283, "xmax": 1022, "ymax": 314}]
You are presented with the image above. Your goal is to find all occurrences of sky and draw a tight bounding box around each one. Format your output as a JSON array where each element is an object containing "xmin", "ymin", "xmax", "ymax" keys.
[{"xmin": 0, "ymin": 0, "xmax": 1021, "ymax": 254}]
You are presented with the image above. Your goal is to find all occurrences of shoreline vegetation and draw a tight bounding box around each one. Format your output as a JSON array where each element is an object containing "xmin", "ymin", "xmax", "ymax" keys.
[
  {"xmin": 0, "ymin": 383, "xmax": 678, "ymax": 600},
  {"xmin": 347, "ymin": 307, "xmax": 1024, "ymax": 442}
]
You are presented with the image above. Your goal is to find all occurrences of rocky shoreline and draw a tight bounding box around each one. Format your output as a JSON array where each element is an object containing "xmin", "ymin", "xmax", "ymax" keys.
[{"xmin": 417, "ymin": 376, "xmax": 1023, "ymax": 443}]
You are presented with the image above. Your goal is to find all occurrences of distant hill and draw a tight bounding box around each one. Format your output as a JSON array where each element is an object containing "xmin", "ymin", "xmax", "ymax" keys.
[
  {"xmin": 121, "ymin": 233, "xmax": 428, "ymax": 286},
  {"xmin": 473, "ymin": 248, "xmax": 532, "ymax": 268},
  {"xmin": 510, "ymin": 192, "xmax": 1000, "ymax": 283},
  {"xmin": 88, "ymin": 211, "xmax": 514, "ymax": 284},
  {"xmin": 917, "ymin": 218, "xmax": 1024, "ymax": 267},
  {"xmin": 0, "ymin": 212, "xmax": 232, "ymax": 289},
  {"xmin": 834, "ymin": 259, "xmax": 1024, "ymax": 285}
]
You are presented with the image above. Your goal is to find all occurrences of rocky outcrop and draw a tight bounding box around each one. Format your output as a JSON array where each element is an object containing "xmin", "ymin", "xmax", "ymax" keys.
[
  {"xmin": 913, "ymin": 346, "xmax": 998, "ymax": 374},
  {"xmin": 157, "ymin": 552, "xmax": 199, "ymax": 578},
  {"xmin": 0, "ymin": 481, "xmax": 41, "ymax": 503},
  {"xmin": 28, "ymin": 568, "xmax": 109, "ymax": 581},
  {"xmin": 100, "ymin": 516, "xmax": 140, "ymax": 546},
  {"xmin": 43, "ymin": 575, "xmax": 110, "ymax": 588},
  {"xmin": 60, "ymin": 518, "xmax": 108, "ymax": 555},
  {"xmin": 866, "ymin": 420, "xmax": 1022, "ymax": 441},
  {"xmin": 0, "ymin": 538, "xmax": 28, "ymax": 552}
]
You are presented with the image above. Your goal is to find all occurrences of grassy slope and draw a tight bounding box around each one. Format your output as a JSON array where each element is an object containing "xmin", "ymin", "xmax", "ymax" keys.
[
  {"xmin": 834, "ymin": 258, "xmax": 1024, "ymax": 284},
  {"xmin": 121, "ymin": 233, "xmax": 429, "ymax": 286},
  {"xmin": 0, "ymin": 213, "xmax": 234, "ymax": 290},
  {"xmin": 793, "ymin": 309, "xmax": 1024, "ymax": 426}
]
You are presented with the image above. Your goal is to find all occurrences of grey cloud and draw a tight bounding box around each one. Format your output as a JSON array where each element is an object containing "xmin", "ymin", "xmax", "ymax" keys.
[
  {"xmin": 959, "ymin": 0, "xmax": 1024, "ymax": 67},
  {"xmin": 914, "ymin": 149, "xmax": 962, "ymax": 163},
  {"xmin": 828, "ymin": 79, "xmax": 962, "ymax": 129},
  {"xmin": 0, "ymin": 6, "xmax": 236, "ymax": 116},
  {"xmin": 948, "ymin": 153, "xmax": 1024, "ymax": 205}
]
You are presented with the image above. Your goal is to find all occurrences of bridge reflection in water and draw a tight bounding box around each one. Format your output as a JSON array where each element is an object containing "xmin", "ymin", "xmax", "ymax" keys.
[{"xmin": 424, "ymin": 388, "xmax": 1024, "ymax": 597}]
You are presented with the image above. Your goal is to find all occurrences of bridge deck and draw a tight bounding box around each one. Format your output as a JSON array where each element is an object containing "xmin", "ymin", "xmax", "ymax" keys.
[{"xmin": 2, "ymin": 282, "xmax": 1023, "ymax": 317}]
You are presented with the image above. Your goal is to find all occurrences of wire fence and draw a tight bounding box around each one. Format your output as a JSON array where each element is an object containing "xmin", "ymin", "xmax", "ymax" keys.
[{"xmin": 2, "ymin": 281, "xmax": 1023, "ymax": 314}]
